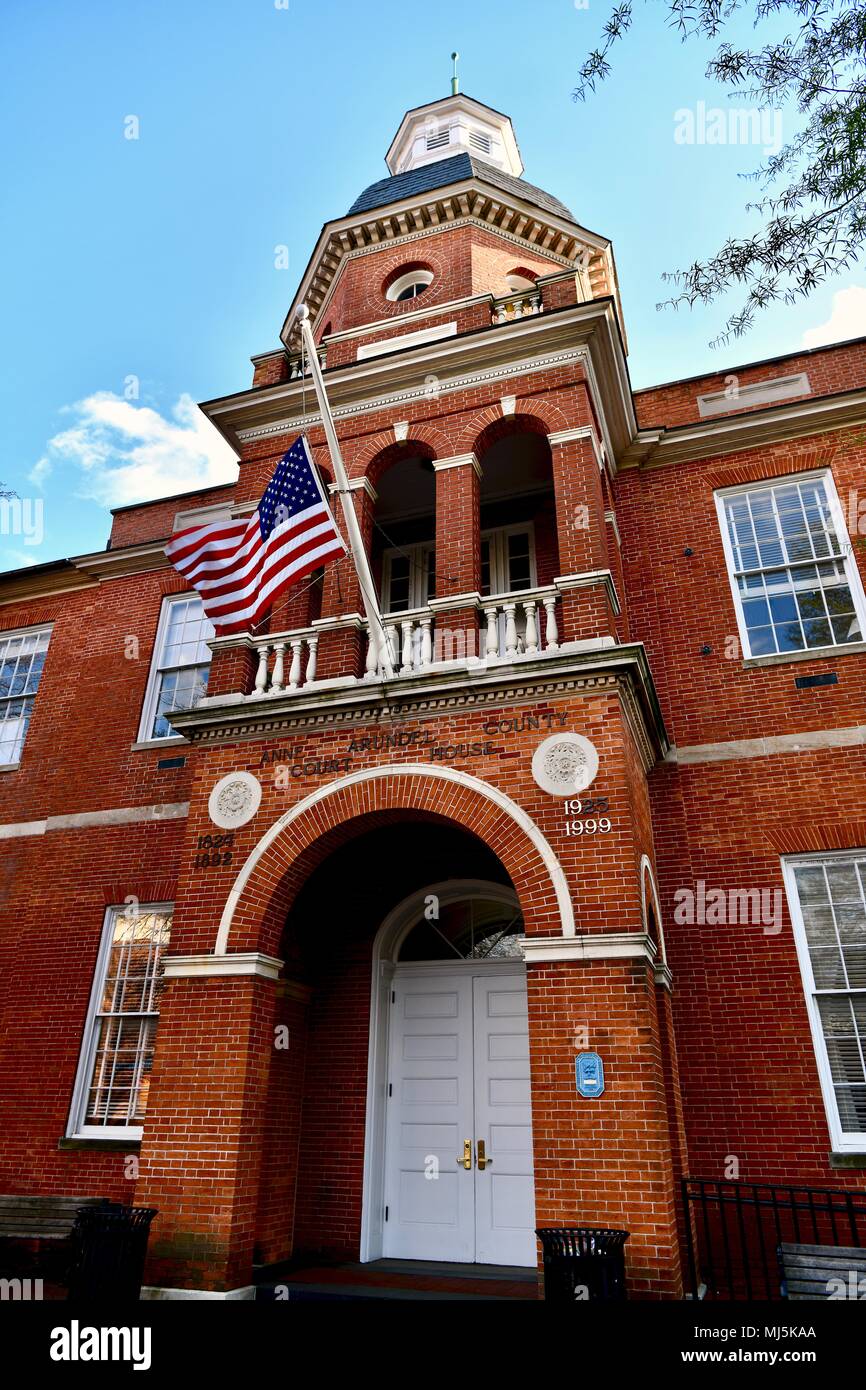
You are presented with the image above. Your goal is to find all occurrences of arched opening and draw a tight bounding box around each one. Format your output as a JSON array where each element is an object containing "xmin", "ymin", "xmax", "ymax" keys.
[
  {"xmin": 258, "ymin": 811, "xmax": 535, "ymax": 1270},
  {"xmin": 474, "ymin": 418, "xmax": 559, "ymax": 655},
  {"xmin": 503, "ymin": 267, "xmax": 539, "ymax": 295},
  {"xmin": 368, "ymin": 445, "xmax": 437, "ymax": 619}
]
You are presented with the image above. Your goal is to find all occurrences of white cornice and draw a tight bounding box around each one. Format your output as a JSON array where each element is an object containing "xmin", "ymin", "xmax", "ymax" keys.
[
  {"xmin": 280, "ymin": 179, "xmax": 614, "ymax": 348},
  {"xmin": 548, "ymin": 425, "xmax": 606, "ymax": 472},
  {"xmin": 523, "ymin": 931, "xmax": 657, "ymax": 963},
  {"xmin": 163, "ymin": 952, "xmax": 284, "ymax": 981},
  {"xmin": 554, "ymin": 569, "xmax": 621, "ymax": 617},
  {"xmin": 232, "ymin": 345, "xmax": 589, "ymax": 444},
  {"xmin": 432, "ymin": 453, "xmax": 481, "ymax": 477},
  {"xmin": 203, "ymin": 302, "xmax": 633, "ymax": 468},
  {"xmin": 305, "ymin": 218, "xmax": 584, "ymax": 349},
  {"xmin": 328, "ymin": 476, "xmax": 378, "ymax": 501},
  {"xmin": 72, "ymin": 541, "xmax": 172, "ymax": 581},
  {"xmin": 622, "ymin": 389, "xmax": 866, "ymax": 470}
]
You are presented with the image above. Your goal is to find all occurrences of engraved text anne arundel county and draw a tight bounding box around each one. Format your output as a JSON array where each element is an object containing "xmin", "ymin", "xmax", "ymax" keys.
[{"xmin": 256, "ymin": 710, "xmax": 570, "ymax": 780}]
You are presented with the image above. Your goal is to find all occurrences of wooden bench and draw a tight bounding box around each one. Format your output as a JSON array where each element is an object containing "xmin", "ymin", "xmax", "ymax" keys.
[
  {"xmin": 778, "ymin": 1241, "xmax": 866, "ymax": 1299},
  {"xmin": 0, "ymin": 1195, "xmax": 108, "ymax": 1278}
]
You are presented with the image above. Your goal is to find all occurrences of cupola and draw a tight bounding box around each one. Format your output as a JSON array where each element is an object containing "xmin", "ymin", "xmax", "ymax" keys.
[{"xmin": 385, "ymin": 92, "xmax": 524, "ymax": 179}]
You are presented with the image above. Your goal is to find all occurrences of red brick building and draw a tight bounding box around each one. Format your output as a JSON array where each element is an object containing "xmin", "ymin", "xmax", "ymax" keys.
[{"xmin": 1, "ymin": 91, "xmax": 865, "ymax": 1299}]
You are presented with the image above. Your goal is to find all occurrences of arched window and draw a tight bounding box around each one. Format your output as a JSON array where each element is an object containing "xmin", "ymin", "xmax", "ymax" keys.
[
  {"xmin": 504, "ymin": 269, "xmax": 538, "ymax": 294},
  {"xmin": 397, "ymin": 886, "xmax": 524, "ymax": 962},
  {"xmin": 385, "ymin": 267, "xmax": 434, "ymax": 303}
]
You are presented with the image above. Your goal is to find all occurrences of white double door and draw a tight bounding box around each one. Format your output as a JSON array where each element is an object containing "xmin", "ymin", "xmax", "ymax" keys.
[{"xmin": 382, "ymin": 967, "xmax": 536, "ymax": 1266}]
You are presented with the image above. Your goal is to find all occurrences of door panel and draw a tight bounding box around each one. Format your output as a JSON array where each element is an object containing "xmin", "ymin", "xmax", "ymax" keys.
[
  {"xmin": 383, "ymin": 975, "xmax": 475, "ymax": 1261},
  {"xmin": 472, "ymin": 975, "xmax": 537, "ymax": 1266},
  {"xmin": 383, "ymin": 968, "xmax": 536, "ymax": 1266}
]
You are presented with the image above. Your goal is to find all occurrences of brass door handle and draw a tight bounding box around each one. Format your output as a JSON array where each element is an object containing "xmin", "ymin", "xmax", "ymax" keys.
[
  {"xmin": 477, "ymin": 1139, "xmax": 492, "ymax": 1170},
  {"xmin": 456, "ymin": 1139, "xmax": 472, "ymax": 1170}
]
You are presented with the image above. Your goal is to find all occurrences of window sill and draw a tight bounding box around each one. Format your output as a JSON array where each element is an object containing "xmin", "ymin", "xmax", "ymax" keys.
[
  {"xmin": 0, "ymin": 761, "xmax": 21, "ymax": 773},
  {"xmin": 828, "ymin": 1150, "xmax": 866, "ymax": 1170},
  {"xmin": 130, "ymin": 735, "xmax": 187, "ymax": 752},
  {"xmin": 742, "ymin": 641, "xmax": 866, "ymax": 669},
  {"xmin": 59, "ymin": 1136, "xmax": 141, "ymax": 1152}
]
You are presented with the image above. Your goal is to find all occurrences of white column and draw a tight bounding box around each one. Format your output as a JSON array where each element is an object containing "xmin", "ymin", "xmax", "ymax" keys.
[
  {"xmin": 503, "ymin": 602, "xmax": 518, "ymax": 658},
  {"xmin": 484, "ymin": 605, "xmax": 499, "ymax": 659},
  {"xmin": 523, "ymin": 600, "xmax": 538, "ymax": 655},
  {"xmin": 305, "ymin": 635, "xmax": 318, "ymax": 684},
  {"xmin": 288, "ymin": 639, "xmax": 304, "ymax": 690},
  {"xmin": 400, "ymin": 620, "xmax": 414, "ymax": 674},
  {"xmin": 386, "ymin": 623, "xmax": 400, "ymax": 673},
  {"xmin": 253, "ymin": 644, "xmax": 270, "ymax": 695},
  {"xmin": 271, "ymin": 641, "xmax": 286, "ymax": 693},
  {"xmin": 543, "ymin": 595, "xmax": 559, "ymax": 651},
  {"xmin": 419, "ymin": 615, "xmax": 433, "ymax": 668}
]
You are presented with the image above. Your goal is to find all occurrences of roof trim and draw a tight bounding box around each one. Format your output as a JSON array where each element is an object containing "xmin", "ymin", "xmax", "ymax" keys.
[{"xmin": 278, "ymin": 174, "xmax": 614, "ymax": 350}]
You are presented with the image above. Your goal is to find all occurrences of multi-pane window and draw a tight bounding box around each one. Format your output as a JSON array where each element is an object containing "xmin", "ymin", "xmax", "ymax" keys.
[
  {"xmin": 784, "ymin": 855, "xmax": 866, "ymax": 1150},
  {"xmin": 0, "ymin": 626, "xmax": 51, "ymax": 765},
  {"xmin": 139, "ymin": 595, "xmax": 214, "ymax": 741},
  {"xmin": 481, "ymin": 525, "xmax": 535, "ymax": 597},
  {"xmin": 69, "ymin": 905, "xmax": 173, "ymax": 1138},
  {"xmin": 717, "ymin": 474, "xmax": 864, "ymax": 658},
  {"xmin": 382, "ymin": 543, "xmax": 435, "ymax": 613}
]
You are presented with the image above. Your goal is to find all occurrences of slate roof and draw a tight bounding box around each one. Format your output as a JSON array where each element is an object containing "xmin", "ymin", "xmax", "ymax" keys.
[{"xmin": 348, "ymin": 153, "xmax": 576, "ymax": 224}]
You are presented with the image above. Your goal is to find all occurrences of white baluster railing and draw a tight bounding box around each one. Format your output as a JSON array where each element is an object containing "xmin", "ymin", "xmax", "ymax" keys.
[
  {"xmin": 492, "ymin": 290, "xmax": 542, "ymax": 325},
  {"xmin": 249, "ymin": 633, "xmax": 319, "ymax": 696},
  {"xmin": 242, "ymin": 588, "xmax": 561, "ymax": 699},
  {"xmin": 365, "ymin": 610, "xmax": 435, "ymax": 679},
  {"xmin": 480, "ymin": 586, "xmax": 559, "ymax": 660}
]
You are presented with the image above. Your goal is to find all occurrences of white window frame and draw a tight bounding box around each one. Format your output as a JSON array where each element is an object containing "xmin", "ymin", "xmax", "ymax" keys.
[
  {"xmin": 782, "ymin": 851, "xmax": 866, "ymax": 1153},
  {"xmin": 382, "ymin": 542, "xmax": 435, "ymax": 615},
  {"xmin": 715, "ymin": 469, "xmax": 866, "ymax": 661},
  {"xmin": 0, "ymin": 622, "xmax": 52, "ymax": 768},
  {"xmin": 481, "ymin": 523, "xmax": 537, "ymax": 597},
  {"xmin": 67, "ymin": 902, "xmax": 174, "ymax": 1142},
  {"xmin": 137, "ymin": 593, "xmax": 213, "ymax": 744},
  {"xmin": 385, "ymin": 269, "xmax": 434, "ymax": 303}
]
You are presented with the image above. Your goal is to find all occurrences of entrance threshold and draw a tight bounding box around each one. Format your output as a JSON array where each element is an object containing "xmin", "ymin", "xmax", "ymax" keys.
[{"xmin": 255, "ymin": 1257, "xmax": 539, "ymax": 1302}]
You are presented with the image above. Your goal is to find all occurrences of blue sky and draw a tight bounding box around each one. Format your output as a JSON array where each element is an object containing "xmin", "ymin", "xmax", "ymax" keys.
[{"xmin": 1, "ymin": 0, "xmax": 863, "ymax": 569}]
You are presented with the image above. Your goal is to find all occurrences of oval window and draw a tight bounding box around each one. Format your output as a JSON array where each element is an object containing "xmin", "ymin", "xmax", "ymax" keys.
[{"xmin": 386, "ymin": 268, "xmax": 434, "ymax": 303}]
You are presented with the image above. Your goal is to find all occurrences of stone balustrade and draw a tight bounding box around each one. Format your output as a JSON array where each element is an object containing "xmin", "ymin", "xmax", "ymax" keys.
[
  {"xmin": 228, "ymin": 584, "xmax": 567, "ymax": 699},
  {"xmin": 492, "ymin": 290, "xmax": 542, "ymax": 324}
]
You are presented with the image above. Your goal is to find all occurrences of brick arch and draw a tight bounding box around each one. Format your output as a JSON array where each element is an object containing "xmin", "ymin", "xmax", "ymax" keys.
[
  {"xmin": 214, "ymin": 764, "xmax": 574, "ymax": 959},
  {"xmin": 456, "ymin": 400, "xmax": 571, "ymax": 457},
  {"xmin": 346, "ymin": 424, "xmax": 449, "ymax": 480},
  {"xmin": 362, "ymin": 439, "xmax": 438, "ymax": 492}
]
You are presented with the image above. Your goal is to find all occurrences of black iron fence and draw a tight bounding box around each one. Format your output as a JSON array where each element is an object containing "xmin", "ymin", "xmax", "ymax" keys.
[{"xmin": 682, "ymin": 1176, "xmax": 866, "ymax": 1300}]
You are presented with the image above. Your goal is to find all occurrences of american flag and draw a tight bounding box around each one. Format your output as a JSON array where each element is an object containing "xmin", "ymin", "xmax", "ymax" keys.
[{"xmin": 165, "ymin": 436, "xmax": 346, "ymax": 632}]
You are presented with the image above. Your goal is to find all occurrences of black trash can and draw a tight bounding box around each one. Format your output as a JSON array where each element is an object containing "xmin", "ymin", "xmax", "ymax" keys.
[
  {"xmin": 67, "ymin": 1201, "xmax": 157, "ymax": 1302},
  {"xmin": 536, "ymin": 1227, "xmax": 629, "ymax": 1302}
]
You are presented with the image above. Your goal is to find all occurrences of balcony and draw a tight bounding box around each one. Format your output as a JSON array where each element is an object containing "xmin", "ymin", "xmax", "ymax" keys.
[
  {"xmin": 240, "ymin": 584, "xmax": 564, "ymax": 698},
  {"xmin": 170, "ymin": 568, "xmax": 666, "ymax": 760}
]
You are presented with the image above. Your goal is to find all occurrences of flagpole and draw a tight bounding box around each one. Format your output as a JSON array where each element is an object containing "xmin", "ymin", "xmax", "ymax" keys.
[{"xmin": 295, "ymin": 304, "xmax": 394, "ymax": 678}]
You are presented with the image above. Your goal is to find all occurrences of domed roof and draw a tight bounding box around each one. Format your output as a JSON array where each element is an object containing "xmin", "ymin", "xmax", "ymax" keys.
[{"xmin": 348, "ymin": 152, "xmax": 576, "ymax": 225}]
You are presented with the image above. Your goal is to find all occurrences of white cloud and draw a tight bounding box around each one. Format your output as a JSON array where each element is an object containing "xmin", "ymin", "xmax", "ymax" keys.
[
  {"xmin": 802, "ymin": 286, "xmax": 866, "ymax": 350},
  {"xmin": 40, "ymin": 392, "xmax": 238, "ymax": 508},
  {"xmin": 29, "ymin": 456, "xmax": 52, "ymax": 490},
  {"xmin": 0, "ymin": 549, "xmax": 40, "ymax": 570}
]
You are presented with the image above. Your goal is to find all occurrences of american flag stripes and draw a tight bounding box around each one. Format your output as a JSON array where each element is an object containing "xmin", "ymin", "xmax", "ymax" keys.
[{"xmin": 164, "ymin": 436, "xmax": 346, "ymax": 633}]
